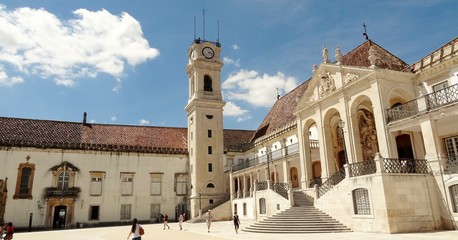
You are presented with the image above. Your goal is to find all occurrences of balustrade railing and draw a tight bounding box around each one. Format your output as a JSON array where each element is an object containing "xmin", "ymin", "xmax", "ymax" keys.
[
  {"xmin": 426, "ymin": 83, "xmax": 458, "ymax": 110},
  {"xmin": 231, "ymin": 143, "xmax": 300, "ymax": 172},
  {"xmin": 45, "ymin": 187, "xmax": 81, "ymax": 198},
  {"xmin": 308, "ymin": 177, "xmax": 322, "ymax": 188},
  {"xmin": 317, "ymin": 167, "xmax": 346, "ymax": 198},
  {"xmin": 272, "ymin": 182, "xmax": 289, "ymax": 199},
  {"xmin": 386, "ymin": 99, "xmax": 419, "ymax": 122},
  {"xmin": 444, "ymin": 157, "xmax": 458, "ymax": 174},
  {"xmin": 256, "ymin": 181, "xmax": 268, "ymax": 191},
  {"xmin": 386, "ymin": 83, "xmax": 458, "ymax": 123},
  {"xmin": 383, "ymin": 158, "xmax": 429, "ymax": 174},
  {"xmin": 349, "ymin": 160, "xmax": 376, "ymax": 177}
]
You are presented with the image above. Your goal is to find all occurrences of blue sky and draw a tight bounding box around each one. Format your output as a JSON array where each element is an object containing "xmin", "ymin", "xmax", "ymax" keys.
[{"xmin": 0, "ymin": 1, "xmax": 456, "ymax": 130}]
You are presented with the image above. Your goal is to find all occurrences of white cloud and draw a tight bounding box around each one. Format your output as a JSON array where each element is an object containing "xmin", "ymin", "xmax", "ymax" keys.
[
  {"xmin": 89, "ymin": 119, "xmax": 96, "ymax": 123},
  {"xmin": 0, "ymin": 68, "xmax": 23, "ymax": 86},
  {"xmin": 0, "ymin": 5, "xmax": 159, "ymax": 88},
  {"xmin": 222, "ymin": 69, "xmax": 297, "ymax": 108},
  {"xmin": 232, "ymin": 44, "xmax": 240, "ymax": 50},
  {"xmin": 55, "ymin": 79, "xmax": 75, "ymax": 87},
  {"xmin": 138, "ymin": 119, "xmax": 150, "ymax": 125},
  {"xmin": 222, "ymin": 57, "xmax": 240, "ymax": 67},
  {"xmin": 111, "ymin": 116, "xmax": 117, "ymax": 122},
  {"xmin": 224, "ymin": 101, "xmax": 251, "ymax": 122}
]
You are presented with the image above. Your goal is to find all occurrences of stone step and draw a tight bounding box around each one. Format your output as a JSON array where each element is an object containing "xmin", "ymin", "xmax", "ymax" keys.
[{"xmin": 243, "ymin": 192, "xmax": 351, "ymax": 234}]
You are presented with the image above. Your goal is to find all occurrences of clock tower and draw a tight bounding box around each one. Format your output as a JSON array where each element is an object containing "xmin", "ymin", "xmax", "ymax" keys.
[{"xmin": 185, "ymin": 39, "xmax": 225, "ymax": 218}]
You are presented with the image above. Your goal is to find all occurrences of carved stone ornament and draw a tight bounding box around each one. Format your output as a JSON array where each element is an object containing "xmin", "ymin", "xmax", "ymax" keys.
[
  {"xmin": 368, "ymin": 45, "xmax": 378, "ymax": 68},
  {"xmin": 343, "ymin": 73, "xmax": 359, "ymax": 85},
  {"xmin": 358, "ymin": 109, "xmax": 379, "ymax": 160},
  {"xmin": 305, "ymin": 95, "xmax": 315, "ymax": 105},
  {"xmin": 319, "ymin": 71, "xmax": 336, "ymax": 97},
  {"xmin": 335, "ymin": 47, "xmax": 342, "ymax": 65}
]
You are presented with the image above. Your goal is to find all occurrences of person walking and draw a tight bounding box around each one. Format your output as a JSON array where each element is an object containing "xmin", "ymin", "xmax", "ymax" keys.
[
  {"xmin": 163, "ymin": 213, "xmax": 170, "ymax": 230},
  {"xmin": 206, "ymin": 210, "xmax": 212, "ymax": 233},
  {"xmin": 3, "ymin": 222, "xmax": 13, "ymax": 240},
  {"xmin": 233, "ymin": 211, "xmax": 241, "ymax": 233},
  {"xmin": 126, "ymin": 218, "xmax": 143, "ymax": 240},
  {"xmin": 178, "ymin": 213, "xmax": 184, "ymax": 230}
]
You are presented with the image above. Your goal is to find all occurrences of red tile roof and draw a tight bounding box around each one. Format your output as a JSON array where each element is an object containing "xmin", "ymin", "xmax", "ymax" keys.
[
  {"xmin": 0, "ymin": 117, "xmax": 255, "ymax": 154},
  {"xmin": 251, "ymin": 81, "xmax": 309, "ymax": 141},
  {"xmin": 342, "ymin": 40, "xmax": 408, "ymax": 71}
]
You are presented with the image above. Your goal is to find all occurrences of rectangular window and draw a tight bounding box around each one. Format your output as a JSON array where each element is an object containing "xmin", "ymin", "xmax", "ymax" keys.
[
  {"xmin": 432, "ymin": 81, "xmax": 448, "ymax": 92},
  {"xmin": 208, "ymin": 146, "xmax": 212, "ymax": 154},
  {"xmin": 150, "ymin": 173, "xmax": 162, "ymax": 195},
  {"xmin": 445, "ymin": 136, "xmax": 458, "ymax": 164},
  {"xmin": 208, "ymin": 129, "xmax": 212, "ymax": 138},
  {"xmin": 450, "ymin": 185, "xmax": 458, "ymax": 212},
  {"xmin": 121, "ymin": 204, "xmax": 131, "ymax": 220},
  {"xmin": 121, "ymin": 173, "xmax": 134, "ymax": 196},
  {"xmin": 208, "ymin": 163, "xmax": 213, "ymax": 172},
  {"xmin": 89, "ymin": 205, "xmax": 100, "ymax": 220},
  {"xmin": 150, "ymin": 204, "xmax": 161, "ymax": 219},
  {"xmin": 90, "ymin": 172, "xmax": 105, "ymax": 196},
  {"xmin": 90, "ymin": 177, "xmax": 103, "ymax": 196},
  {"xmin": 14, "ymin": 162, "xmax": 35, "ymax": 199},
  {"xmin": 209, "ymin": 199, "xmax": 214, "ymax": 204},
  {"xmin": 352, "ymin": 188, "xmax": 371, "ymax": 215},
  {"xmin": 175, "ymin": 173, "xmax": 187, "ymax": 195},
  {"xmin": 19, "ymin": 168, "xmax": 32, "ymax": 194}
]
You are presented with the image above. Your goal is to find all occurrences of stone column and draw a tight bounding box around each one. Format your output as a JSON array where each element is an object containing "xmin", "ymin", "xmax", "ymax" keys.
[
  {"xmin": 282, "ymin": 160, "xmax": 290, "ymax": 185},
  {"xmin": 229, "ymin": 171, "xmax": 234, "ymax": 200},
  {"xmin": 243, "ymin": 174, "xmax": 247, "ymax": 198},
  {"xmin": 420, "ymin": 119, "xmax": 444, "ymax": 172}
]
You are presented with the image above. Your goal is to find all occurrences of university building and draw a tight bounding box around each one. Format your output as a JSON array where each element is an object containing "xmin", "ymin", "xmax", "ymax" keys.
[{"xmin": 0, "ymin": 34, "xmax": 457, "ymax": 233}]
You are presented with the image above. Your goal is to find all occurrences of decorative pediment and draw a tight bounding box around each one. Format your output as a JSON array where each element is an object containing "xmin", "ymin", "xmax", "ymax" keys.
[
  {"xmin": 49, "ymin": 161, "xmax": 79, "ymax": 175},
  {"xmin": 319, "ymin": 71, "xmax": 336, "ymax": 97}
]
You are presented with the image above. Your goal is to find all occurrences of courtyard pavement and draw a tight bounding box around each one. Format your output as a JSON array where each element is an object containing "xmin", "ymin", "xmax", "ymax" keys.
[{"xmin": 14, "ymin": 220, "xmax": 458, "ymax": 240}]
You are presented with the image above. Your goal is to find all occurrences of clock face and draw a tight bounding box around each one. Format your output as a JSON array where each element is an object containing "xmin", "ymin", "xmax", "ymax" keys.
[{"xmin": 202, "ymin": 47, "xmax": 214, "ymax": 59}]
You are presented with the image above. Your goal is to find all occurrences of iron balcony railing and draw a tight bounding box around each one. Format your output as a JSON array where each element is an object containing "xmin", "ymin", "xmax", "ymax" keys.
[
  {"xmin": 386, "ymin": 83, "xmax": 458, "ymax": 123},
  {"xmin": 383, "ymin": 158, "xmax": 430, "ymax": 174},
  {"xmin": 45, "ymin": 187, "xmax": 81, "ymax": 198},
  {"xmin": 231, "ymin": 141, "xmax": 318, "ymax": 172},
  {"xmin": 425, "ymin": 83, "xmax": 458, "ymax": 111},
  {"xmin": 386, "ymin": 99, "xmax": 419, "ymax": 122},
  {"xmin": 349, "ymin": 160, "xmax": 376, "ymax": 177},
  {"xmin": 444, "ymin": 157, "xmax": 458, "ymax": 174}
]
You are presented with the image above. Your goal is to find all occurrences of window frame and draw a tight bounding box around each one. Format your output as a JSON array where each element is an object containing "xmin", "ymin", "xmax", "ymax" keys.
[
  {"xmin": 14, "ymin": 160, "xmax": 36, "ymax": 199},
  {"xmin": 352, "ymin": 188, "xmax": 371, "ymax": 215},
  {"xmin": 121, "ymin": 173, "xmax": 135, "ymax": 196},
  {"xmin": 120, "ymin": 204, "xmax": 132, "ymax": 220}
]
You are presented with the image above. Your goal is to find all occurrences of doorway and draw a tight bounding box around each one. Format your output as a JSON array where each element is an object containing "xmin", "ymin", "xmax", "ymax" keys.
[
  {"xmin": 396, "ymin": 134, "xmax": 414, "ymax": 159},
  {"xmin": 53, "ymin": 205, "xmax": 67, "ymax": 229}
]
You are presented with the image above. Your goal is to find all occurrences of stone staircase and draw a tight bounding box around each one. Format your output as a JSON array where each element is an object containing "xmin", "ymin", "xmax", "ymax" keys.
[{"xmin": 243, "ymin": 192, "xmax": 351, "ymax": 233}]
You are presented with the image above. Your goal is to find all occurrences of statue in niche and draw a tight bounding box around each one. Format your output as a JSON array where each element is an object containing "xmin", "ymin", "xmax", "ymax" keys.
[
  {"xmin": 319, "ymin": 71, "xmax": 336, "ymax": 97},
  {"xmin": 358, "ymin": 109, "xmax": 379, "ymax": 160}
]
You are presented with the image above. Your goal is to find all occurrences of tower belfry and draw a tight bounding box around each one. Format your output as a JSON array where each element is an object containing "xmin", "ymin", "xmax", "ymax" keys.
[{"xmin": 185, "ymin": 22, "xmax": 225, "ymax": 218}]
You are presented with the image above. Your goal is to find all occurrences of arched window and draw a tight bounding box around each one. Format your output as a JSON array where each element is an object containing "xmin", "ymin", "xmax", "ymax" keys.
[
  {"xmin": 259, "ymin": 198, "xmax": 266, "ymax": 214},
  {"xmin": 352, "ymin": 188, "xmax": 371, "ymax": 215},
  {"xmin": 207, "ymin": 183, "xmax": 215, "ymax": 188},
  {"xmin": 450, "ymin": 184, "xmax": 458, "ymax": 212},
  {"xmin": 204, "ymin": 75, "xmax": 213, "ymax": 92}
]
